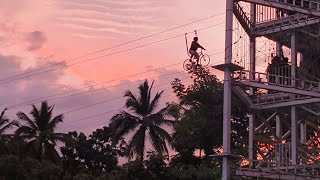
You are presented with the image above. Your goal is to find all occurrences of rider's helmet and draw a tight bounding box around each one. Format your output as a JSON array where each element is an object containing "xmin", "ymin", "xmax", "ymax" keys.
[{"xmin": 193, "ymin": 37, "xmax": 198, "ymax": 41}]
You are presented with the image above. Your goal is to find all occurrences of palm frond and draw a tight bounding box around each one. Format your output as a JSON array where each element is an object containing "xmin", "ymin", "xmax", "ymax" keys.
[
  {"xmin": 147, "ymin": 80, "xmax": 155, "ymax": 108},
  {"xmin": 0, "ymin": 108, "xmax": 11, "ymax": 129},
  {"xmin": 15, "ymin": 126, "xmax": 37, "ymax": 138},
  {"xmin": 0, "ymin": 108, "xmax": 7, "ymax": 120},
  {"xmin": 148, "ymin": 90, "xmax": 163, "ymax": 114},
  {"xmin": 16, "ymin": 111, "xmax": 38, "ymax": 130},
  {"xmin": 147, "ymin": 105, "xmax": 176, "ymax": 127},
  {"xmin": 39, "ymin": 102, "xmax": 53, "ymax": 130},
  {"xmin": 48, "ymin": 114, "xmax": 63, "ymax": 131},
  {"xmin": 124, "ymin": 90, "xmax": 141, "ymax": 113},
  {"xmin": 149, "ymin": 127, "xmax": 166, "ymax": 155},
  {"xmin": 127, "ymin": 125, "xmax": 146, "ymax": 161},
  {"xmin": 110, "ymin": 111, "xmax": 140, "ymax": 141},
  {"xmin": 0, "ymin": 118, "xmax": 9, "ymax": 127},
  {"xmin": 138, "ymin": 80, "xmax": 150, "ymax": 115},
  {"xmin": 31, "ymin": 104, "xmax": 40, "ymax": 120},
  {"xmin": 48, "ymin": 133, "xmax": 67, "ymax": 144},
  {"xmin": 0, "ymin": 121, "xmax": 19, "ymax": 135},
  {"xmin": 152, "ymin": 126, "xmax": 173, "ymax": 150}
]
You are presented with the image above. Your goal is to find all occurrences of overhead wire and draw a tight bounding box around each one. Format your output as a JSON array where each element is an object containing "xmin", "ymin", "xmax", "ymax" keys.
[
  {"xmin": 2, "ymin": 22, "xmax": 227, "ymax": 110},
  {"xmin": 5, "ymin": 19, "xmax": 248, "ymax": 125},
  {"xmin": 63, "ymin": 88, "xmax": 180, "ymax": 126},
  {"xmin": 8, "ymin": 70, "xmax": 185, "ymax": 109},
  {"xmin": 59, "ymin": 52, "xmax": 245, "ymax": 124},
  {"xmin": 0, "ymin": 13, "xmax": 225, "ymax": 83},
  {"xmin": 63, "ymin": 61, "xmax": 226, "ymax": 125},
  {"xmin": 0, "ymin": 22, "xmax": 225, "ymax": 85},
  {"xmin": 5, "ymin": 50, "xmax": 225, "ymax": 110},
  {"xmin": 64, "ymin": 93, "xmax": 178, "ymax": 126},
  {"xmin": 62, "ymin": 76, "xmax": 189, "ymax": 116}
]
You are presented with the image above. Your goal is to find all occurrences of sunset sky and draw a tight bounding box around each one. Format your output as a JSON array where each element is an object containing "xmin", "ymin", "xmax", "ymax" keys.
[{"xmin": 0, "ymin": 0, "xmax": 274, "ymax": 139}]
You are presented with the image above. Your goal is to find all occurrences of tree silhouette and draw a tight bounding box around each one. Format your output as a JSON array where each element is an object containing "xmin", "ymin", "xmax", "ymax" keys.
[
  {"xmin": 0, "ymin": 108, "xmax": 18, "ymax": 137},
  {"xmin": 15, "ymin": 101, "xmax": 65, "ymax": 161},
  {"xmin": 110, "ymin": 80, "xmax": 178, "ymax": 161}
]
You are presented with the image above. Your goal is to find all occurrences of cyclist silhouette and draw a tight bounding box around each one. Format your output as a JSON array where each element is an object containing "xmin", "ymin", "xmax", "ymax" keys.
[{"xmin": 189, "ymin": 37, "xmax": 206, "ymax": 64}]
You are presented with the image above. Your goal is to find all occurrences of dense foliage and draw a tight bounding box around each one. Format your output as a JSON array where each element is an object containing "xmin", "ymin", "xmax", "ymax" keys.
[{"xmin": 0, "ymin": 65, "xmax": 270, "ymax": 179}]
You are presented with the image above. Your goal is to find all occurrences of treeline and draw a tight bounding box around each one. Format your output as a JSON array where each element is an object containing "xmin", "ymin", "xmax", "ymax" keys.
[{"xmin": 0, "ymin": 65, "xmax": 249, "ymax": 180}]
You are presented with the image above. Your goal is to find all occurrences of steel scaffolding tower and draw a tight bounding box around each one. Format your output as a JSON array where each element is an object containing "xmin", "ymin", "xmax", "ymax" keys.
[{"xmin": 214, "ymin": 0, "xmax": 320, "ymax": 179}]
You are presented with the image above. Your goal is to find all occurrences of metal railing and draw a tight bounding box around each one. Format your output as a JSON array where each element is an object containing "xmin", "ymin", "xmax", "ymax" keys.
[
  {"xmin": 239, "ymin": 159, "xmax": 320, "ymax": 178},
  {"xmin": 277, "ymin": 0, "xmax": 320, "ymax": 11},
  {"xmin": 233, "ymin": 69, "xmax": 320, "ymax": 92},
  {"xmin": 254, "ymin": 13, "xmax": 320, "ymax": 34},
  {"xmin": 252, "ymin": 92, "xmax": 307, "ymax": 105}
]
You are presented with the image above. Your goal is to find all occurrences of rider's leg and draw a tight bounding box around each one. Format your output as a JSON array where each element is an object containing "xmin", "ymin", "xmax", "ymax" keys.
[
  {"xmin": 189, "ymin": 50, "xmax": 195, "ymax": 62},
  {"xmin": 190, "ymin": 54, "xmax": 194, "ymax": 61},
  {"xmin": 194, "ymin": 53, "xmax": 200, "ymax": 64}
]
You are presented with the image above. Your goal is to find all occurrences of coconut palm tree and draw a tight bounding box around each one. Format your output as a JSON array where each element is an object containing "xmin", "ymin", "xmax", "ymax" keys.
[
  {"xmin": 0, "ymin": 108, "xmax": 18, "ymax": 137},
  {"xmin": 15, "ymin": 101, "xmax": 65, "ymax": 161},
  {"xmin": 110, "ymin": 80, "xmax": 178, "ymax": 161},
  {"xmin": 0, "ymin": 108, "xmax": 19, "ymax": 155}
]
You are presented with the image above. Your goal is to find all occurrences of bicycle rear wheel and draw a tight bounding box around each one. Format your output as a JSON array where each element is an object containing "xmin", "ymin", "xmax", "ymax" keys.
[{"xmin": 200, "ymin": 54, "xmax": 210, "ymax": 67}]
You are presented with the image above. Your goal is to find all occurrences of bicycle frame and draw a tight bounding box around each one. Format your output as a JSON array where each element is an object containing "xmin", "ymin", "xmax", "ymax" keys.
[{"xmin": 190, "ymin": 49, "xmax": 204, "ymax": 61}]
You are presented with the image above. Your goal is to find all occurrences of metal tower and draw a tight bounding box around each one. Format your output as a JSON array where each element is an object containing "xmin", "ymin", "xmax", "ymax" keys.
[{"xmin": 214, "ymin": 0, "xmax": 320, "ymax": 179}]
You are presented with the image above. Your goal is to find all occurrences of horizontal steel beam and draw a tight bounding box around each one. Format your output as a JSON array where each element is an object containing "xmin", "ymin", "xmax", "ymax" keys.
[
  {"xmin": 252, "ymin": 98, "xmax": 320, "ymax": 109},
  {"xmin": 238, "ymin": 0, "xmax": 320, "ymax": 17},
  {"xmin": 237, "ymin": 81, "xmax": 320, "ymax": 97},
  {"xmin": 253, "ymin": 17, "xmax": 320, "ymax": 36},
  {"xmin": 236, "ymin": 169, "xmax": 319, "ymax": 179}
]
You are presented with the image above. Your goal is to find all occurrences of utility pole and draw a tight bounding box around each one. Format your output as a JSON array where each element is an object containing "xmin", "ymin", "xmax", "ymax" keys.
[{"xmin": 222, "ymin": 0, "xmax": 233, "ymax": 179}]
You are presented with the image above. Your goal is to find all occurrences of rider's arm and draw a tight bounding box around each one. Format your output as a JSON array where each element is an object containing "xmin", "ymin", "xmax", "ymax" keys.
[{"xmin": 197, "ymin": 43, "xmax": 206, "ymax": 50}]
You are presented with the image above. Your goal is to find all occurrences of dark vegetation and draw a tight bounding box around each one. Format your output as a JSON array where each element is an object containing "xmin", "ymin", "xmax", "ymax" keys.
[{"xmin": 0, "ymin": 65, "xmax": 254, "ymax": 179}]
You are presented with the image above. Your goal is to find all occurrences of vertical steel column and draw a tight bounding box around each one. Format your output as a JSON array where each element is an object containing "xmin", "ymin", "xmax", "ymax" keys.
[
  {"xmin": 300, "ymin": 120, "xmax": 306, "ymax": 164},
  {"xmin": 276, "ymin": 43, "xmax": 282, "ymax": 57},
  {"xmin": 222, "ymin": 0, "xmax": 233, "ymax": 179},
  {"xmin": 249, "ymin": 3, "xmax": 256, "ymax": 82},
  {"xmin": 291, "ymin": 31, "xmax": 297, "ymax": 165},
  {"xmin": 275, "ymin": 31, "xmax": 282, "ymax": 166},
  {"xmin": 276, "ymin": 114, "xmax": 282, "ymax": 165},
  {"xmin": 300, "ymin": 120, "xmax": 306, "ymax": 144},
  {"xmin": 248, "ymin": 3, "xmax": 256, "ymax": 166}
]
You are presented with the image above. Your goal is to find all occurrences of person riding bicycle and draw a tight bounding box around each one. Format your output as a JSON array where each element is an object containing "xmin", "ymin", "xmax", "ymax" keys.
[{"xmin": 189, "ymin": 37, "xmax": 206, "ymax": 64}]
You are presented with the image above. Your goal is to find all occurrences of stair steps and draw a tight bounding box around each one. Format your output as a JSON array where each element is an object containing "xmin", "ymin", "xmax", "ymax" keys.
[
  {"xmin": 253, "ymin": 13, "xmax": 320, "ymax": 36},
  {"xmin": 233, "ymin": 2, "xmax": 252, "ymax": 35}
]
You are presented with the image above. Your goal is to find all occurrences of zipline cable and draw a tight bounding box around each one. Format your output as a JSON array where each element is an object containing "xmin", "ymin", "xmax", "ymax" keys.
[
  {"xmin": 0, "ymin": 22, "xmax": 225, "ymax": 85},
  {"xmin": 0, "ymin": 13, "xmax": 225, "ymax": 83}
]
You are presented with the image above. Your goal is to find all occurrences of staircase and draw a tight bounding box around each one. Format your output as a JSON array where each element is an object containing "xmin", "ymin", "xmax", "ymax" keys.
[
  {"xmin": 252, "ymin": 92, "xmax": 308, "ymax": 105},
  {"xmin": 233, "ymin": 2, "xmax": 252, "ymax": 35},
  {"xmin": 232, "ymin": 86, "xmax": 253, "ymax": 105},
  {"xmin": 237, "ymin": 143, "xmax": 320, "ymax": 179},
  {"xmin": 231, "ymin": 68, "xmax": 320, "ymax": 109},
  {"xmin": 253, "ymin": 14, "xmax": 320, "ymax": 36},
  {"xmin": 237, "ymin": 160, "xmax": 320, "ymax": 179},
  {"xmin": 232, "ymin": 85, "xmax": 318, "ymax": 109},
  {"xmin": 233, "ymin": 70, "xmax": 320, "ymax": 96}
]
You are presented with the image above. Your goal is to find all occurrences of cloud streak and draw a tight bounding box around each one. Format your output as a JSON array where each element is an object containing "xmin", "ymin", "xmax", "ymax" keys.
[{"xmin": 52, "ymin": 0, "xmax": 174, "ymax": 38}]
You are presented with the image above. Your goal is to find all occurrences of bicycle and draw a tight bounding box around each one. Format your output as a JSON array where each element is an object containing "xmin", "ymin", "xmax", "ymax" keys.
[{"xmin": 183, "ymin": 49, "xmax": 210, "ymax": 71}]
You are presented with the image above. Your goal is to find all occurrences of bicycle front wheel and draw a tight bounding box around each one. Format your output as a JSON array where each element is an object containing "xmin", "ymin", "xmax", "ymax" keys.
[{"xmin": 200, "ymin": 54, "xmax": 210, "ymax": 67}]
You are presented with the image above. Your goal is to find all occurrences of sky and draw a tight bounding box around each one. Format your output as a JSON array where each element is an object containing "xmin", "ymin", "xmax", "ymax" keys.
[{"xmin": 0, "ymin": 0, "xmax": 276, "ymax": 155}]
